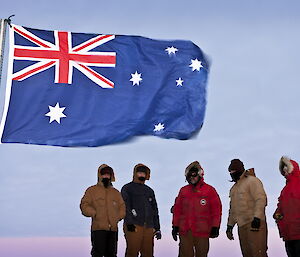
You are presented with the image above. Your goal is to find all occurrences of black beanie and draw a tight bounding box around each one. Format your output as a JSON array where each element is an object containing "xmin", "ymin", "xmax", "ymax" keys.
[
  {"xmin": 136, "ymin": 165, "xmax": 148, "ymax": 173},
  {"xmin": 228, "ymin": 159, "xmax": 245, "ymax": 172}
]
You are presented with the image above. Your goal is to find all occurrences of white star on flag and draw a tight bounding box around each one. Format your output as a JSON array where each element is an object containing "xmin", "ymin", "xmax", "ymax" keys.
[
  {"xmin": 176, "ymin": 77, "xmax": 184, "ymax": 86},
  {"xmin": 189, "ymin": 58, "xmax": 203, "ymax": 71},
  {"xmin": 45, "ymin": 103, "xmax": 67, "ymax": 124},
  {"xmin": 165, "ymin": 46, "xmax": 178, "ymax": 55},
  {"xmin": 153, "ymin": 123, "xmax": 165, "ymax": 132},
  {"xmin": 130, "ymin": 71, "xmax": 143, "ymax": 86}
]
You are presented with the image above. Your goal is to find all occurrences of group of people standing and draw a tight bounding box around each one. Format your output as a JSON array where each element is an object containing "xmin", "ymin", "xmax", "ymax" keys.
[
  {"xmin": 80, "ymin": 156, "xmax": 300, "ymax": 257},
  {"xmin": 80, "ymin": 163, "xmax": 160, "ymax": 257}
]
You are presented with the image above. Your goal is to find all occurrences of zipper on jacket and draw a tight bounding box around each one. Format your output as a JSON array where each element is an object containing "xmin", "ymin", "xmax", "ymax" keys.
[{"xmin": 105, "ymin": 188, "xmax": 112, "ymax": 230}]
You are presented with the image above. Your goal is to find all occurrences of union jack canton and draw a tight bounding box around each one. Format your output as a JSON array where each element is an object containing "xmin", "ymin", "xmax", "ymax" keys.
[{"xmin": 12, "ymin": 25, "xmax": 116, "ymax": 88}]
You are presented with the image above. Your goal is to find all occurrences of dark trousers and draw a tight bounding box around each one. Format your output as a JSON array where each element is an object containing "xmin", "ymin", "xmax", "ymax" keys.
[
  {"xmin": 285, "ymin": 240, "xmax": 300, "ymax": 257},
  {"xmin": 91, "ymin": 230, "xmax": 118, "ymax": 257}
]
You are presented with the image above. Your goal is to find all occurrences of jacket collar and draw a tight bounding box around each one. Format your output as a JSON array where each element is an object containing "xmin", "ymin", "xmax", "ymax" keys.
[
  {"xmin": 189, "ymin": 177, "xmax": 205, "ymax": 189},
  {"xmin": 238, "ymin": 170, "xmax": 247, "ymax": 180},
  {"xmin": 97, "ymin": 180, "xmax": 112, "ymax": 188},
  {"xmin": 132, "ymin": 177, "xmax": 146, "ymax": 184}
]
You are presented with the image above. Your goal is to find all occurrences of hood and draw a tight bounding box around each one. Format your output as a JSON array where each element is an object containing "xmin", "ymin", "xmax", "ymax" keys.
[
  {"xmin": 97, "ymin": 164, "xmax": 115, "ymax": 183},
  {"xmin": 279, "ymin": 156, "xmax": 300, "ymax": 178},
  {"xmin": 232, "ymin": 168, "xmax": 256, "ymax": 182},
  {"xmin": 185, "ymin": 161, "xmax": 204, "ymax": 178},
  {"xmin": 244, "ymin": 168, "xmax": 256, "ymax": 177},
  {"xmin": 133, "ymin": 163, "xmax": 150, "ymax": 182}
]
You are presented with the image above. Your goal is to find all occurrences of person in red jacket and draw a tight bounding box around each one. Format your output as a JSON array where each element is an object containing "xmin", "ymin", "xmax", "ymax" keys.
[
  {"xmin": 172, "ymin": 161, "xmax": 222, "ymax": 257},
  {"xmin": 273, "ymin": 156, "xmax": 300, "ymax": 257}
]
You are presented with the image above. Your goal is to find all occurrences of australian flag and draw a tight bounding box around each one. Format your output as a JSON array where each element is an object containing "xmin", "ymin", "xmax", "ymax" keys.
[{"xmin": 0, "ymin": 24, "xmax": 210, "ymax": 147}]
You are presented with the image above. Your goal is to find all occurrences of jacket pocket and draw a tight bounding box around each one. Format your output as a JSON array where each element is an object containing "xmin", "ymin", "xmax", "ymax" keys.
[
  {"xmin": 287, "ymin": 219, "xmax": 300, "ymax": 238},
  {"xmin": 111, "ymin": 200, "xmax": 120, "ymax": 217},
  {"xmin": 179, "ymin": 216, "xmax": 187, "ymax": 232},
  {"xmin": 237, "ymin": 192, "xmax": 248, "ymax": 210},
  {"xmin": 195, "ymin": 218, "xmax": 210, "ymax": 233},
  {"xmin": 94, "ymin": 197, "xmax": 106, "ymax": 218},
  {"xmin": 94, "ymin": 196, "xmax": 105, "ymax": 206}
]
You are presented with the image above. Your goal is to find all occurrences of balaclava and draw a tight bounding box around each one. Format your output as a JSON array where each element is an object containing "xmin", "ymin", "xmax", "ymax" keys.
[
  {"xmin": 100, "ymin": 166, "xmax": 113, "ymax": 188},
  {"xmin": 228, "ymin": 159, "xmax": 245, "ymax": 182},
  {"xmin": 136, "ymin": 165, "xmax": 147, "ymax": 182},
  {"xmin": 186, "ymin": 166, "xmax": 201, "ymax": 185}
]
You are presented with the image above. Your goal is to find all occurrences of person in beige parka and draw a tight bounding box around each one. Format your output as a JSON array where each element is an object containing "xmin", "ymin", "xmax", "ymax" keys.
[
  {"xmin": 80, "ymin": 164, "xmax": 126, "ymax": 257},
  {"xmin": 226, "ymin": 159, "xmax": 268, "ymax": 257}
]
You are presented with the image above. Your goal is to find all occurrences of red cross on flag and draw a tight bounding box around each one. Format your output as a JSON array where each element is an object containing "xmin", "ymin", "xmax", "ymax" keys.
[{"xmin": 12, "ymin": 25, "xmax": 116, "ymax": 88}]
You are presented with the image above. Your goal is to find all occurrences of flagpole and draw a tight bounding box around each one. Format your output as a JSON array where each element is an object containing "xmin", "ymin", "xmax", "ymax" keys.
[
  {"xmin": 0, "ymin": 15, "xmax": 14, "ymax": 87},
  {"xmin": 0, "ymin": 19, "xmax": 7, "ymax": 86},
  {"xmin": 0, "ymin": 15, "xmax": 14, "ymax": 143}
]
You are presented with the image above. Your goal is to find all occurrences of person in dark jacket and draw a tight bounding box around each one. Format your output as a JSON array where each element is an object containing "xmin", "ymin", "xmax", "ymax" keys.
[
  {"xmin": 172, "ymin": 161, "xmax": 222, "ymax": 257},
  {"xmin": 80, "ymin": 164, "xmax": 125, "ymax": 257},
  {"xmin": 273, "ymin": 156, "xmax": 300, "ymax": 257},
  {"xmin": 121, "ymin": 163, "xmax": 161, "ymax": 257}
]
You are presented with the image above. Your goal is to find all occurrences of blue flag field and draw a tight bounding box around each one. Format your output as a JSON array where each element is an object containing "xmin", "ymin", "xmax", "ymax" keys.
[{"xmin": 0, "ymin": 24, "xmax": 209, "ymax": 147}]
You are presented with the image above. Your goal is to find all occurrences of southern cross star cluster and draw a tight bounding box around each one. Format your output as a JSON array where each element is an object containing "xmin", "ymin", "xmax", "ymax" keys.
[{"xmin": 45, "ymin": 46, "xmax": 203, "ymax": 134}]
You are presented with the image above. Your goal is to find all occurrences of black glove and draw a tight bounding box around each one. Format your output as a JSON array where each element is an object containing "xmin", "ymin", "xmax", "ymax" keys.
[
  {"xmin": 273, "ymin": 212, "xmax": 283, "ymax": 221},
  {"xmin": 170, "ymin": 205, "xmax": 174, "ymax": 213},
  {"xmin": 127, "ymin": 224, "xmax": 136, "ymax": 232},
  {"xmin": 154, "ymin": 230, "xmax": 162, "ymax": 240},
  {"xmin": 209, "ymin": 227, "xmax": 220, "ymax": 238},
  {"xmin": 172, "ymin": 226, "xmax": 179, "ymax": 241},
  {"xmin": 251, "ymin": 217, "xmax": 261, "ymax": 231},
  {"xmin": 226, "ymin": 225, "xmax": 234, "ymax": 240}
]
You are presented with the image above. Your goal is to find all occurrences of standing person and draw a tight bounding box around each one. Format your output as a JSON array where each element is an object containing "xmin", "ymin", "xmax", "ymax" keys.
[
  {"xmin": 273, "ymin": 156, "xmax": 300, "ymax": 257},
  {"xmin": 172, "ymin": 161, "xmax": 222, "ymax": 257},
  {"xmin": 80, "ymin": 164, "xmax": 126, "ymax": 257},
  {"xmin": 226, "ymin": 159, "xmax": 268, "ymax": 257},
  {"xmin": 121, "ymin": 163, "xmax": 161, "ymax": 257}
]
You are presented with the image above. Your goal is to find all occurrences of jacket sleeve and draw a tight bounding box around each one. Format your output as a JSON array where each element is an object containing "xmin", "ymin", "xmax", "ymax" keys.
[
  {"xmin": 118, "ymin": 192, "xmax": 126, "ymax": 221},
  {"xmin": 172, "ymin": 188, "xmax": 183, "ymax": 227},
  {"xmin": 80, "ymin": 188, "xmax": 96, "ymax": 218},
  {"xmin": 121, "ymin": 185, "xmax": 135, "ymax": 225},
  {"xmin": 249, "ymin": 177, "xmax": 267, "ymax": 219},
  {"xmin": 151, "ymin": 190, "xmax": 160, "ymax": 231},
  {"xmin": 227, "ymin": 188, "xmax": 236, "ymax": 227},
  {"xmin": 273, "ymin": 193, "xmax": 285, "ymax": 238},
  {"xmin": 209, "ymin": 187, "xmax": 222, "ymax": 227},
  {"xmin": 274, "ymin": 195, "xmax": 282, "ymax": 217}
]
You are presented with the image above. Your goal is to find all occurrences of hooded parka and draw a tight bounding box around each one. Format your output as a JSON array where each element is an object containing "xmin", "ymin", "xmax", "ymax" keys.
[
  {"xmin": 274, "ymin": 157, "xmax": 300, "ymax": 241},
  {"xmin": 227, "ymin": 169, "xmax": 267, "ymax": 227},
  {"xmin": 80, "ymin": 164, "xmax": 126, "ymax": 232},
  {"xmin": 172, "ymin": 161, "xmax": 222, "ymax": 237},
  {"xmin": 121, "ymin": 163, "xmax": 160, "ymax": 230}
]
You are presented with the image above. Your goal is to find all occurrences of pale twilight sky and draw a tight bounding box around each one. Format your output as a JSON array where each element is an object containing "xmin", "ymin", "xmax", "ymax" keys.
[{"xmin": 0, "ymin": 1, "xmax": 300, "ymax": 256}]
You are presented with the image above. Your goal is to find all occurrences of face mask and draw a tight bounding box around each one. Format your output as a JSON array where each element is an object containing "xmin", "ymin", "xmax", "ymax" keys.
[
  {"xmin": 230, "ymin": 171, "xmax": 244, "ymax": 182},
  {"xmin": 138, "ymin": 176, "xmax": 146, "ymax": 182},
  {"xmin": 102, "ymin": 178, "xmax": 110, "ymax": 187},
  {"xmin": 187, "ymin": 175, "xmax": 200, "ymax": 185},
  {"xmin": 280, "ymin": 165, "xmax": 289, "ymax": 177}
]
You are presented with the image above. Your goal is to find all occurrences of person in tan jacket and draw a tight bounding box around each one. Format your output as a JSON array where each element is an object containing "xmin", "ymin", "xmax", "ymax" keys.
[
  {"xmin": 226, "ymin": 159, "xmax": 268, "ymax": 257},
  {"xmin": 80, "ymin": 164, "xmax": 126, "ymax": 257}
]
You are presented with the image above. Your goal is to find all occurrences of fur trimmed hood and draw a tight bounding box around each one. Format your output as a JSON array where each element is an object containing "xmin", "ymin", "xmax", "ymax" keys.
[
  {"xmin": 185, "ymin": 161, "xmax": 204, "ymax": 177},
  {"xmin": 97, "ymin": 164, "xmax": 115, "ymax": 183},
  {"xmin": 133, "ymin": 163, "xmax": 150, "ymax": 181},
  {"xmin": 279, "ymin": 156, "xmax": 300, "ymax": 177}
]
